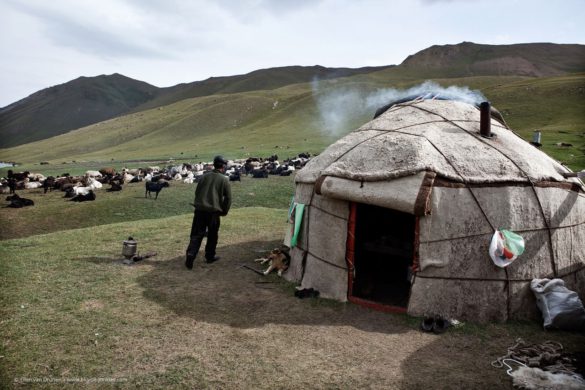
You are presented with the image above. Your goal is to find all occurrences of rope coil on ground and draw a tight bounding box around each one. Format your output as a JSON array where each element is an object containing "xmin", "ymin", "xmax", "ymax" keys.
[{"xmin": 491, "ymin": 338, "xmax": 579, "ymax": 377}]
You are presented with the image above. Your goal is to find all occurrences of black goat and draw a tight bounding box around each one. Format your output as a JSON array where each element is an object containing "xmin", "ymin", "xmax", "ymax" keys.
[
  {"xmin": 107, "ymin": 181, "xmax": 123, "ymax": 192},
  {"xmin": 6, "ymin": 194, "xmax": 34, "ymax": 208},
  {"xmin": 70, "ymin": 191, "xmax": 96, "ymax": 202},
  {"xmin": 43, "ymin": 176, "xmax": 56, "ymax": 193},
  {"xmin": 229, "ymin": 171, "xmax": 241, "ymax": 182},
  {"xmin": 251, "ymin": 169, "xmax": 268, "ymax": 178},
  {"xmin": 145, "ymin": 181, "xmax": 169, "ymax": 200},
  {"xmin": 7, "ymin": 178, "xmax": 16, "ymax": 194}
]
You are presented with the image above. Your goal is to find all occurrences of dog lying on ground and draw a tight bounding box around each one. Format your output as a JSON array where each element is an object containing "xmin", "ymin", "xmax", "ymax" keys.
[{"xmin": 255, "ymin": 248, "xmax": 290, "ymax": 276}]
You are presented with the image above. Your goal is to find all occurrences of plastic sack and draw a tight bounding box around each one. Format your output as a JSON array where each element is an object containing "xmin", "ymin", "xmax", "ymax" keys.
[
  {"xmin": 530, "ymin": 278, "xmax": 585, "ymax": 331},
  {"xmin": 489, "ymin": 229, "xmax": 525, "ymax": 268}
]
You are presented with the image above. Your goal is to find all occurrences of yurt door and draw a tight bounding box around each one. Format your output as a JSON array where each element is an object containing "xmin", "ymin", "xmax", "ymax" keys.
[{"xmin": 347, "ymin": 202, "xmax": 415, "ymax": 312}]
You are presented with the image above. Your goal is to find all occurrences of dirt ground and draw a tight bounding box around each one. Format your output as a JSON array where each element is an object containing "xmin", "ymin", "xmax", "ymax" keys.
[{"xmin": 107, "ymin": 239, "xmax": 584, "ymax": 389}]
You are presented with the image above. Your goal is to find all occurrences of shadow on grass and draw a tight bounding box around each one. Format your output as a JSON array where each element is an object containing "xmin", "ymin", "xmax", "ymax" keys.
[
  {"xmin": 133, "ymin": 239, "xmax": 412, "ymax": 334},
  {"xmin": 399, "ymin": 323, "xmax": 585, "ymax": 389},
  {"xmin": 398, "ymin": 333, "xmax": 513, "ymax": 389}
]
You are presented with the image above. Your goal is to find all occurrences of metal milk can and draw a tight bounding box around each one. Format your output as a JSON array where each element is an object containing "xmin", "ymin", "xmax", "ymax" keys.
[{"xmin": 122, "ymin": 237, "xmax": 137, "ymax": 259}]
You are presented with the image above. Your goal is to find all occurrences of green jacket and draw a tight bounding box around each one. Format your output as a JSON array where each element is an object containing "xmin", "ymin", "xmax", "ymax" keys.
[{"xmin": 194, "ymin": 170, "xmax": 232, "ymax": 215}]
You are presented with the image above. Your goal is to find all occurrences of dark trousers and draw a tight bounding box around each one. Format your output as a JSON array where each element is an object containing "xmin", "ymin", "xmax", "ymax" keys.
[{"xmin": 186, "ymin": 210, "xmax": 221, "ymax": 260}]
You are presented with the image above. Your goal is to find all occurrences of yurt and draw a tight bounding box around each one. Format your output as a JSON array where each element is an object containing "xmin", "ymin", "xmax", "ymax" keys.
[{"xmin": 285, "ymin": 98, "xmax": 585, "ymax": 323}]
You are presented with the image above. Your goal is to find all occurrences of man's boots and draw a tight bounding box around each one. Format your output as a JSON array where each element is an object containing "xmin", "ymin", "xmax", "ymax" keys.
[{"xmin": 185, "ymin": 253, "xmax": 195, "ymax": 269}]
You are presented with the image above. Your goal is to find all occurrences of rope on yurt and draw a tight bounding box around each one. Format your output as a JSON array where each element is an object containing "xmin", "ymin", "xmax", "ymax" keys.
[
  {"xmin": 411, "ymin": 104, "xmax": 560, "ymax": 278},
  {"xmin": 354, "ymin": 119, "xmax": 446, "ymax": 133},
  {"xmin": 325, "ymin": 101, "xmax": 446, "ymax": 168},
  {"xmin": 432, "ymin": 263, "xmax": 585, "ymax": 280},
  {"xmin": 410, "ymin": 127, "xmax": 516, "ymax": 316},
  {"xmin": 476, "ymin": 138, "xmax": 556, "ymax": 276},
  {"xmin": 415, "ymin": 274, "xmax": 533, "ymax": 282},
  {"xmin": 309, "ymin": 203, "xmax": 348, "ymax": 221},
  {"xmin": 300, "ymin": 250, "xmax": 309, "ymax": 281},
  {"xmin": 307, "ymin": 252, "xmax": 348, "ymax": 271},
  {"xmin": 419, "ymin": 223, "xmax": 571, "ymax": 245},
  {"xmin": 404, "ymin": 104, "xmax": 520, "ymax": 317},
  {"xmin": 372, "ymin": 99, "xmax": 426, "ymax": 119}
]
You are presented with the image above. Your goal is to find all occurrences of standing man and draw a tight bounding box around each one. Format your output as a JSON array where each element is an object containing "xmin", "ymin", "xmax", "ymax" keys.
[{"xmin": 185, "ymin": 155, "xmax": 232, "ymax": 269}]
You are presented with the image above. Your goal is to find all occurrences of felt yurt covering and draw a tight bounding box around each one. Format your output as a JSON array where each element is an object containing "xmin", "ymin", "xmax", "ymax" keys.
[{"xmin": 285, "ymin": 99, "xmax": 585, "ymax": 323}]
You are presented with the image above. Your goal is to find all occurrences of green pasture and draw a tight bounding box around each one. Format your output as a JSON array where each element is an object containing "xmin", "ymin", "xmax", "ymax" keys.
[
  {"xmin": 485, "ymin": 74, "xmax": 585, "ymax": 168},
  {"xmin": 0, "ymin": 207, "xmax": 291, "ymax": 388},
  {"xmin": 1, "ymin": 74, "xmax": 583, "ymax": 171},
  {"xmin": 0, "ymin": 175, "xmax": 295, "ymax": 240}
]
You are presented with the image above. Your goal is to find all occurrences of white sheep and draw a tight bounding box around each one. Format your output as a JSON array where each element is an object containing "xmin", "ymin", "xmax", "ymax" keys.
[
  {"xmin": 87, "ymin": 177, "xmax": 102, "ymax": 189},
  {"xmin": 28, "ymin": 173, "xmax": 46, "ymax": 181},
  {"xmin": 85, "ymin": 170, "xmax": 102, "ymax": 178},
  {"xmin": 24, "ymin": 181, "xmax": 43, "ymax": 189},
  {"xmin": 168, "ymin": 165, "xmax": 181, "ymax": 176},
  {"xmin": 122, "ymin": 173, "xmax": 134, "ymax": 183},
  {"xmin": 73, "ymin": 185, "xmax": 93, "ymax": 196}
]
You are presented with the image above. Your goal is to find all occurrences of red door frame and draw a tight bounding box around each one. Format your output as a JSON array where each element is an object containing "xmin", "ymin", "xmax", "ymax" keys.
[{"xmin": 346, "ymin": 202, "xmax": 416, "ymax": 314}]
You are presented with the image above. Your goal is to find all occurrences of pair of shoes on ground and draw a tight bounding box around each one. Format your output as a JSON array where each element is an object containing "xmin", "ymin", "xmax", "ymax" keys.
[
  {"xmin": 420, "ymin": 317, "xmax": 450, "ymax": 334},
  {"xmin": 185, "ymin": 254, "xmax": 220, "ymax": 269}
]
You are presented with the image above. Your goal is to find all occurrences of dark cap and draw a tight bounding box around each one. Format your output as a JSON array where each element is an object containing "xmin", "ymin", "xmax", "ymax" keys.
[{"xmin": 213, "ymin": 155, "xmax": 228, "ymax": 167}]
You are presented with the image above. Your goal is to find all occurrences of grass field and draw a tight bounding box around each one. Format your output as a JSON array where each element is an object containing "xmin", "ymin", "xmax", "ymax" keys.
[
  {"xmin": 0, "ymin": 175, "xmax": 295, "ymax": 240},
  {"xmin": 1, "ymin": 73, "xmax": 583, "ymax": 171},
  {"xmin": 1, "ymin": 173, "xmax": 584, "ymax": 389}
]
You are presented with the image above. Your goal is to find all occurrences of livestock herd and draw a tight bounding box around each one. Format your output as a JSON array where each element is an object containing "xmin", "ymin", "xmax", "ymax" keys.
[{"xmin": 1, "ymin": 154, "xmax": 312, "ymax": 208}]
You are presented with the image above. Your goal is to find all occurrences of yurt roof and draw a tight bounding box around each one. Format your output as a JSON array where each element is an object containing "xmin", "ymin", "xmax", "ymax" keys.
[{"xmin": 296, "ymin": 99, "xmax": 582, "ymax": 189}]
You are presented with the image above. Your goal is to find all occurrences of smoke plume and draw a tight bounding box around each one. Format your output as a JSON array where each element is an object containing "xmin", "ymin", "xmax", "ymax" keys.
[{"xmin": 313, "ymin": 80, "xmax": 486, "ymax": 135}]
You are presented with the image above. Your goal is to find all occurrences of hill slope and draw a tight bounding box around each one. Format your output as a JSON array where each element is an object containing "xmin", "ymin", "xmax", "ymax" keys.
[
  {"xmin": 134, "ymin": 65, "xmax": 394, "ymax": 111},
  {"xmin": 1, "ymin": 73, "xmax": 583, "ymax": 170},
  {"xmin": 400, "ymin": 42, "xmax": 585, "ymax": 78},
  {"xmin": 0, "ymin": 66, "xmax": 392, "ymax": 148},
  {"xmin": 3, "ymin": 42, "xmax": 584, "ymax": 149},
  {"xmin": 0, "ymin": 74, "xmax": 160, "ymax": 148}
]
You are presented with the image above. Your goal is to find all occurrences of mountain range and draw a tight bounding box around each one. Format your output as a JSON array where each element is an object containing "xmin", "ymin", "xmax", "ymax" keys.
[
  {"xmin": 0, "ymin": 65, "xmax": 391, "ymax": 148},
  {"xmin": 1, "ymin": 42, "xmax": 584, "ymax": 169}
]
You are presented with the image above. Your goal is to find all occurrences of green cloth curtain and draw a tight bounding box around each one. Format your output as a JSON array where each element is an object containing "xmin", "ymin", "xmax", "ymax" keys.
[{"xmin": 290, "ymin": 203, "xmax": 305, "ymax": 247}]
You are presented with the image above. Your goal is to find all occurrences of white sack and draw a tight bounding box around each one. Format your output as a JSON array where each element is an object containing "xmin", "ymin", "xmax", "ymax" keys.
[{"xmin": 530, "ymin": 278, "xmax": 585, "ymax": 331}]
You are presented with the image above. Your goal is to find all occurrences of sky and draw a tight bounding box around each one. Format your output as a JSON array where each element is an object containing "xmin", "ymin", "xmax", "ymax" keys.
[{"xmin": 1, "ymin": 0, "xmax": 584, "ymax": 107}]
